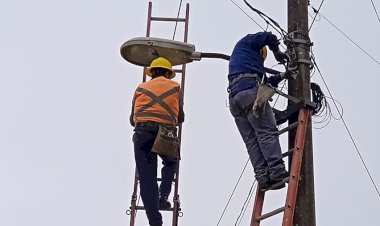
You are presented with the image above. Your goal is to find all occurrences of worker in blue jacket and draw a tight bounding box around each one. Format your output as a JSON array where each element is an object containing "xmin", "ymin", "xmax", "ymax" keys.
[{"xmin": 228, "ymin": 31, "xmax": 291, "ymax": 189}]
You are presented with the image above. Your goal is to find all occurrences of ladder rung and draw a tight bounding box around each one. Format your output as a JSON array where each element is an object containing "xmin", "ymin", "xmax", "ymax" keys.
[
  {"xmin": 257, "ymin": 206, "xmax": 286, "ymax": 221},
  {"xmin": 173, "ymin": 69, "xmax": 183, "ymax": 73},
  {"xmin": 135, "ymin": 206, "xmax": 176, "ymax": 211},
  {"xmin": 282, "ymin": 148, "xmax": 294, "ymax": 158},
  {"xmin": 136, "ymin": 178, "xmax": 176, "ymax": 182},
  {"xmin": 157, "ymin": 178, "xmax": 176, "ymax": 182},
  {"xmin": 151, "ymin": 17, "xmax": 186, "ymax": 22},
  {"xmin": 261, "ymin": 177, "xmax": 290, "ymax": 192},
  {"xmin": 279, "ymin": 122, "xmax": 298, "ymax": 135}
]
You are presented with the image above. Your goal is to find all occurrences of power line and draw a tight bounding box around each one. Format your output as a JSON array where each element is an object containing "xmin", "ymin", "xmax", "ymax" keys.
[
  {"xmin": 217, "ymin": 158, "xmax": 250, "ymax": 226},
  {"xmin": 309, "ymin": 0, "xmax": 326, "ymax": 31},
  {"xmin": 172, "ymin": 0, "xmax": 183, "ymax": 40},
  {"xmin": 311, "ymin": 6, "xmax": 380, "ymax": 67},
  {"xmin": 227, "ymin": 0, "xmax": 266, "ymax": 30},
  {"xmin": 369, "ymin": 0, "xmax": 380, "ymax": 23},
  {"xmin": 234, "ymin": 181, "xmax": 256, "ymax": 226},
  {"xmin": 227, "ymin": 0, "xmax": 288, "ymax": 50},
  {"xmin": 311, "ymin": 56, "xmax": 380, "ymax": 198},
  {"xmin": 243, "ymin": 0, "xmax": 287, "ymax": 36}
]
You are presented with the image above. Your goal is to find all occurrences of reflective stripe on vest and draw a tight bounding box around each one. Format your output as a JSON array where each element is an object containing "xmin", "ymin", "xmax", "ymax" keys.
[{"xmin": 134, "ymin": 86, "xmax": 180, "ymax": 125}]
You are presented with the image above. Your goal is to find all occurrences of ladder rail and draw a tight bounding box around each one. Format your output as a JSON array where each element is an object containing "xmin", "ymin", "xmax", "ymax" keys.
[
  {"xmin": 250, "ymin": 188, "xmax": 265, "ymax": 226},
  {"xmin": 171, "ymin": 4, "xmax": 190, "ymax": 226},
  {"xmin": 282, "ymin": 108, "xmax": 310, "ymax": 226},
  {"xmin": 129, "ymin": 170, "xmax": 139, "ymax": 226}
]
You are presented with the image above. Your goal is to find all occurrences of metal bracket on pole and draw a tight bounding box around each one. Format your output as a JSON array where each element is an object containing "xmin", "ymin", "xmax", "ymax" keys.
[
  {"xmin": 283, "ymin": 31, "xmax": 314, "ymax": 72},
  {"xmin": 289, "ymin": 38, "xmax": 313, "ymax": 46},
  {"xmin": 298, "ymin": 58, "xmax": 313, "ymax": 65},
  {"xmin": 285, "ymin": 31, "xmax": 313, "ymax": 47}
]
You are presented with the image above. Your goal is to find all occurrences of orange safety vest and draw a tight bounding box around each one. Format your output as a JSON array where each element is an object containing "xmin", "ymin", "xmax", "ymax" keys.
[{"xmin": 133, "ymin": 76, "xmax": 181, "ymax": 125}]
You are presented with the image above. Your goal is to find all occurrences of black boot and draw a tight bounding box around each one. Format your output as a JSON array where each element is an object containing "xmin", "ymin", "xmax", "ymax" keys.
[
  {"xmin": 269, "ymin": 170, "xmax": 289, "ymax": 190},
  {"xmin": 159, "ymin": 196, "xmax": 171, "ymax": 210}
]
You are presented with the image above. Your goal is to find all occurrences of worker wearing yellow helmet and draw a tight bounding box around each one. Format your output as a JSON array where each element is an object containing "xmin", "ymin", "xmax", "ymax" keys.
[
  {"xmin": 145, "ymin": 57, "xmax": 176, "ymax": 79},
  {"xmin": 130, "ymin": 57, "xmax": 184, "ymax": 226},
  {"xmin": 228, "ymin": 31, "xmax": 291, "ymax": 190}
]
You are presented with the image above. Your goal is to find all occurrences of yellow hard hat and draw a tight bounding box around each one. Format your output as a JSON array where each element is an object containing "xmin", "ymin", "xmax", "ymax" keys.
[
  {"xmin": 145, "ymin": 57, "xmax": 175, "ymax": 79},
  {"xmin": 261, "ymin": 47, "xmax": 268, "ymax": 61}
]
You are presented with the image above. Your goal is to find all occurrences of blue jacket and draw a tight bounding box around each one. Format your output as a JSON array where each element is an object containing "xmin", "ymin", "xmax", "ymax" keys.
[{"xmin": 228, "ymin": 32, "xmax": 279, "ymax": 97}]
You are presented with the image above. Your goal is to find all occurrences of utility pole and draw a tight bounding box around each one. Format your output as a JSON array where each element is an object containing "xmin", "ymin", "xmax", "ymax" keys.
[{"xmin": 288, "ymin": 0, "xmax": 316, "ymax": 225}]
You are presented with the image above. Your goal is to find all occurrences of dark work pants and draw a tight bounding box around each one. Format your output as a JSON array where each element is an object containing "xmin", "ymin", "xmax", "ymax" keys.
[
  {"xmin": 133, "ymin": 123, "xmax": 177, "ymax": 226},
  {"xmin": 229, "ymin": 86, "xmax": 286, "ymax": 184}
]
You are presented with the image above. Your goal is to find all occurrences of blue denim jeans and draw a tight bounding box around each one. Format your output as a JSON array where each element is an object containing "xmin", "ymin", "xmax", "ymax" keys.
[
  {"xmin": 229, "ymin": 86, "xmax": 286, "ymax": 183},
  {"xmin": 133, "ymin": 122, "xmax": 177, "ymax": 226}
]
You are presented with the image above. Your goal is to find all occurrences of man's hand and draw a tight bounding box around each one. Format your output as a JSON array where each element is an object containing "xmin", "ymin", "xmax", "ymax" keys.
[
  {"xmin": 267, "ymin": 74, "xmax": 282, "ymax": 87},
  {"xmin": 281, "ymin": 70, "xmax": 297, "ymax": 80},
  {"xmin": 273, "ymin": 50, "xmax": 289, "ymax": 64}
]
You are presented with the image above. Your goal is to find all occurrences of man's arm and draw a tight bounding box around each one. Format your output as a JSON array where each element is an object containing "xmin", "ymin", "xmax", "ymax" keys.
[
  {"xmin": 249, "ymin": 31, "xmax": 280, "ymax": 51},
  {"xmin": 177, "ymin": 89, "xmax": 185, "ymax": 124},
  {"xmin": 267, "ymin": 71, "xmax": 295, "ymax": 87},
  {"xmin": 250, "ymin": 32, "xmax": 289, "ymax": 64},
  {"xmin": 129, "ymin": 93, "xmax": 136, "ymax": 127}
]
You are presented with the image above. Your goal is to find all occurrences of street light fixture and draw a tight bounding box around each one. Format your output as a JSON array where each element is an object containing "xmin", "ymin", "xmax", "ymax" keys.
[
  {"xmin": 120, "ymin": 37, "xmax": 230, "ymax": 66},
  {"xmin": 120, "ymin": 37, "xmax": 281, "ymax": 75}
]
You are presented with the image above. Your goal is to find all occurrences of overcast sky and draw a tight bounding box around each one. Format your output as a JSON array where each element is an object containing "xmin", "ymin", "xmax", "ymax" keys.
[{"xmin": 1, "ymin": 0, "xmax": 380, "ymax": 226}]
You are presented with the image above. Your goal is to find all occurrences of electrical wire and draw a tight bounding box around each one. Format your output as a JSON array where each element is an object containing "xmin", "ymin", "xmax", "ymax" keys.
[
  {"xmin": 369, "ymin": 0, "xmax": 380, "ymax": 23},
  {"xmin": 242, "ymin": 0, "xmax": 291, "ymax": 51},
  {"xmin": 309, "ymin": 0, "xmax": 326, "ymax": 31},
  {"xmin": 216, "ymin": 158, "xmax": 250, "ymax": 226},
  {"xmin": 227, "ymin": 0, "xmax": 266, "ymax": 30},
  {"xmin": 172, "ymin": 0, "xmax": 183, "ymax": 40},
  {"xmin": 273, "ymin": 80, "xmax": 287, "ymax": 107},
  {"xmin": 308, "ymin": 11, "xmax": 321, "ymax": 24},
  {"xmin": 312, "ymin": 56, "xmax": 380, "ymax": 198},
  {"xmin": 324, "ymin": 96, "xmax": 343, "ymax": 120},
  {"xmin": 227, "ymin": 0, "xmax": 289, "ymax": 50},
  {"xmin": 311, "ymin": 6, "xmax": 380, "ymax": 67},
  {"xmin": 236, "ymin": 194, "xmax": 254, "ymax": 226},
  {"xmin": 243, "ymin": 0, "xmax": 288, "ymax": 36},
  {"xmin": 308, "ymin": 49, "xmax": 342, "ymax": 129},
  {"xmin": 234, "ymin": 181, "xmax": 257, "ymax": 226},
  {"xmin": 310, "ymin": 85, "xmax": 336, "ymax": 129}
]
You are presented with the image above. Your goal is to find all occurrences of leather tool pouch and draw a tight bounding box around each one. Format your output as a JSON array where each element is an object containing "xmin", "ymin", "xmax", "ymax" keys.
[{"xmin": 152, "ymin": 124, "xmax": 180, "ymax": 160}]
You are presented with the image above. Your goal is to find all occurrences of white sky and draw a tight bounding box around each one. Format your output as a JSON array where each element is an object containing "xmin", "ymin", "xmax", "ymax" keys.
[{"xmin": 1, "ymin": 0, "xmax": 380, "ymax": 226}]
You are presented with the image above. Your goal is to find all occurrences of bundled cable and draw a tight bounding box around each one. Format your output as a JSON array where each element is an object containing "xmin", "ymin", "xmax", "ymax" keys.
[{"xmin": 311, "ymin": 82, "xmax": 324, "ymax": 115}]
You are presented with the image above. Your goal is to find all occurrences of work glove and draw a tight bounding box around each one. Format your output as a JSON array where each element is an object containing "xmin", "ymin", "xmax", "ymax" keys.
[
  {"xmin": 267, "ymin": 74, "xmax": 283, "ymax": 87},
  {"xmin": 252, "ymin": 84, "xmax": 276, "ymax": 118},
  {"xmin": 267, "ymin": 70, "xmax": 297, "ymax": 87},
  {"xmin": 281, "ymin": 70, "xmax": 297, "ymax": 80},
  {"xmin": 273, "ymin": 50, "xmax": 289, "ymax": 64},
  {"xmin": 267, "ymin": 34, "xmax": 281, "ymax": 52}
]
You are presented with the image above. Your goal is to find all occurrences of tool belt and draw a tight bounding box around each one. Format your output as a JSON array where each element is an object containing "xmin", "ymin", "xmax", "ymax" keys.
[
  {"xmin": 228, "ymin": 73, "xmax": 262, "ymax": 87},
  {"xmin": 152, "ymin": 124, "xmax": 180, "ymax": 160}
]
